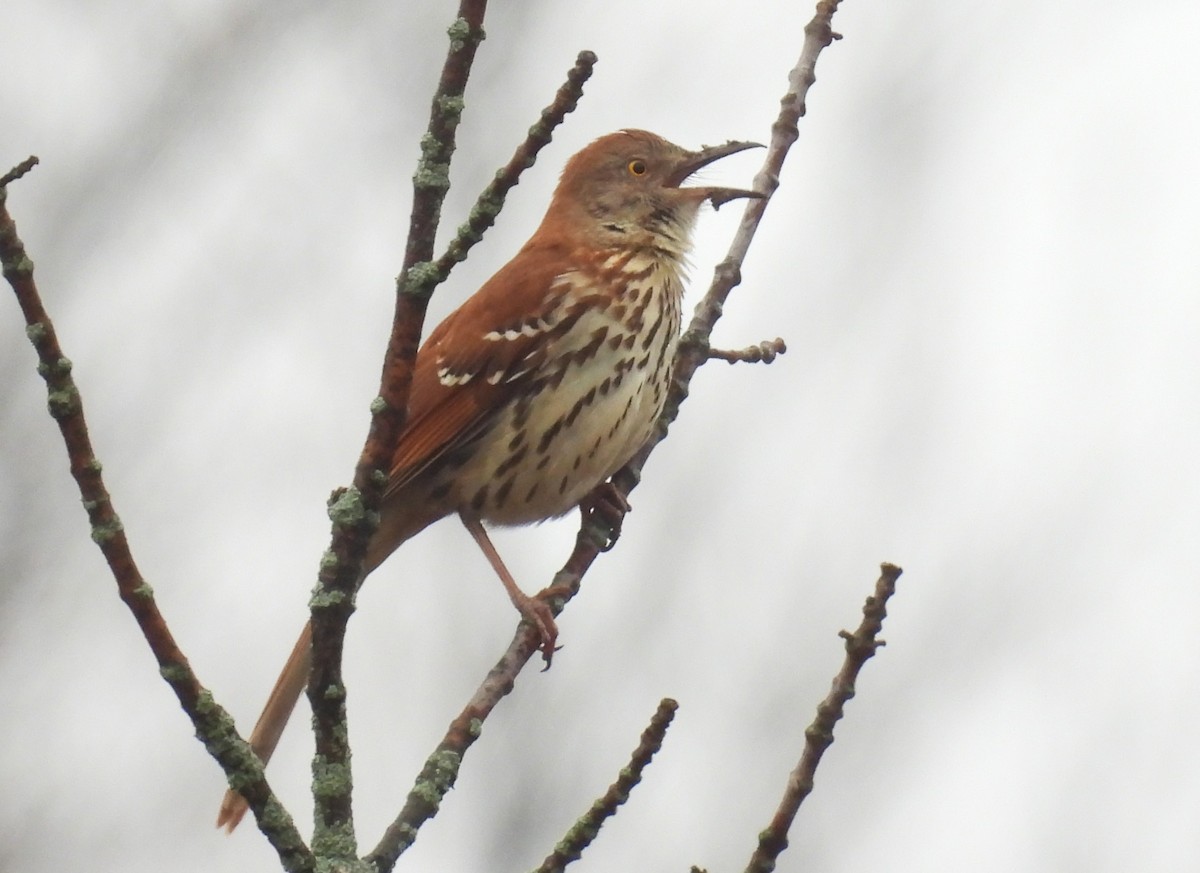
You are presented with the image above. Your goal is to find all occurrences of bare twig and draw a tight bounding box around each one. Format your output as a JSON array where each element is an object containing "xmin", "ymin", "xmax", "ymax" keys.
[
  {"xmin": 432, "ymin": 50, "xmax": 597, "ymax": 280},
  {"xmin": 0, "ymin": 155, "xmax": 39, "ymax": 187},
  {"xmin": 362, "ymin": 519, "xmax": 601, "ymax": 873},
  {"xmin": 742, "ymin": 562, "xmax": 902, "ymax": 873},
  {"xmin": 1, "ymin": 176, "xmax": 313, "ymax": 870},
  {"xmin": 708, "ymin": 337, "xmax": 788, "ymax": 365},
  {"xmin": 306, "ymin": 0, "xmax": 490, "ymax": 854},
  {"xmin": 533, "ymin": 699, "xmax": 680, "ymax": 873},
  {"xmin": 363, "ymin": 622, "xmax": 537, "ymax": 870}
]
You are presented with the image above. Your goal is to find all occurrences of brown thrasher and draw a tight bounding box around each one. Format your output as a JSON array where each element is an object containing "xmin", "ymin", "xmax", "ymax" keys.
[{"xmin": 216, "ymin": 129, "xmax": 762, "ymax": 831}]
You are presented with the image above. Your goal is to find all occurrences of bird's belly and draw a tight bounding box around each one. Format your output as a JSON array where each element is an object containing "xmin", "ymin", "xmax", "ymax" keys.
[{"xmin": 451, "ymin": 332, "xmax": 676, "ymax": 526}]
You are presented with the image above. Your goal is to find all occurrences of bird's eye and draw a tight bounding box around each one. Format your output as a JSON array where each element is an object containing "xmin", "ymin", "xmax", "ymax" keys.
[{"xmin": 627, "ymin": 159, "xmax": 647, "ymax": 176}]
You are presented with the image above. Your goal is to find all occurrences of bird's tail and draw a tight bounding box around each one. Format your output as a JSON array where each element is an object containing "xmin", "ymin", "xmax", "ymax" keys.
[
  {"xmin": 214, "ymin": 496, "xmax": 446, "ymax": 832},
  {"xmin": 215, "ymin": 620, "xmax": 312, "ymax": 832}
]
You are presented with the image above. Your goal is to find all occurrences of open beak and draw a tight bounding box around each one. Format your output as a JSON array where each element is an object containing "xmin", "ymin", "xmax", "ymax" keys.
[{"xmin": 667, "ymin": 140, "xmax": 765, "ymax": 208}]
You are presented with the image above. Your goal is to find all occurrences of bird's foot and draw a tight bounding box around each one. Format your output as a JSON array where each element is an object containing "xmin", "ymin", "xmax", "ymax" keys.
[
  {"xmin": 581, "ymin": 482, "xmax": 631, "ymax": 551},
  {"xmin": 512, "ymin": 588, "xmax": 561, "ymax": 669}
]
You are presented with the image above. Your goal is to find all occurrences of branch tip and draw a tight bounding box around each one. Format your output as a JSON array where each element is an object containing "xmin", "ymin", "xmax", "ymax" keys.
[
  {"xmin": 431, "ymin": 49, "xmax": 598, "ymax": 283},
  {"xmin": 532, "ymin": 698, "xmax": 680, "ymax": 873},
  {"xmin": 0, "ymin": 156, "xmax": 39, "ymax": 188},
  {"xmin": 744, "ymin": 561, "xmax": 901, "ymax": 873},
  {"xmin": 708, "ymin": 337, "xmax": 788, "ymax": 365}
]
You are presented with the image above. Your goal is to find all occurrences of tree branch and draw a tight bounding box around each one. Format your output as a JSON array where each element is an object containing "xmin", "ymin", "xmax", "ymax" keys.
[
  {"xmin": 431, "ymin": 49, "xmax": 597, "ymax": 281},
  {"xmin": 0, "ymin": 155, "xmax": 39, "ymax": 187},
  {"xmin": 707, "ymin": 337, "xmax": 788, "ymax": 365},
  {"xmin": 742, "ymin": 563, "xmax": 902, "ymax": 873},
  {"xmin": 1, "ymin": 168, "xmax": 313, "ymax": 871},
  {"xmin": 307, "ymin": 0, "xmax": 490, "ymax": 856},
  {"xmin": 308, "ymin": 20, "xmax": 598, "ymax": 863},
  {"xmin": 533, "ymin": 699, "xmax": 680, "ymax": 873},
  {"xmin": 362, "ymin": 520, "xmax": 603, "ymax": 872}
]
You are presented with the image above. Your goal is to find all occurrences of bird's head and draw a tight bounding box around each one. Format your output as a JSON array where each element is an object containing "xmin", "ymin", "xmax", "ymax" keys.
[{"xmin": 541, "ymin": 129, "xmax": 763, "ymax": 258}]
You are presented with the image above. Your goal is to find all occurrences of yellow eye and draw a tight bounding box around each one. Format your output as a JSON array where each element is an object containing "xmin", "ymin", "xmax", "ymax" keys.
[{"xmin": 627, "ymin": 159, "xmax": 647, "ymax": 176}]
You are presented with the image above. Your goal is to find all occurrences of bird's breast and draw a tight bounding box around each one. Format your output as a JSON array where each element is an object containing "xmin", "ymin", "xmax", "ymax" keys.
[{"xmin": 450, "ymin": 252, "xmax": 685, "ymax": 525}]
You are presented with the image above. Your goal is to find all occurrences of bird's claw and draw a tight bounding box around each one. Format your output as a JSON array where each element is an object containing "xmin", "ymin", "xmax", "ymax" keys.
[
  {"xmin": 582, "ymin": 482, "xmax": 631, "ymax": 551},
  {"xmin": 519, "ymin": 593, "xmax": 561, "ymax": 669}
]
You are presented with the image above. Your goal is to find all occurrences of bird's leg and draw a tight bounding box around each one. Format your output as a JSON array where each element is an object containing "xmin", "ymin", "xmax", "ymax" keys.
[
  {"xmin": 461, "ymin": 514, "xmax": 559, "ymax": 666},
  {"xmin": 580, "ymin": 480, "xmax": 632, "ymax": 552}
]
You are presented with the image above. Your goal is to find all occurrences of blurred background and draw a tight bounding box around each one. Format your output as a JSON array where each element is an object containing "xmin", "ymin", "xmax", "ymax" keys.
[{"xmin": 3, "ymin": 2, "xmax": 1199, "ymax": 871}]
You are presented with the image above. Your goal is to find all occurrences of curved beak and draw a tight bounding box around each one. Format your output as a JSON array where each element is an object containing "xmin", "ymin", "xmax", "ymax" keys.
[{"xmin": 667, "ymin": 140, "xmax": 765, "ymax": 208}]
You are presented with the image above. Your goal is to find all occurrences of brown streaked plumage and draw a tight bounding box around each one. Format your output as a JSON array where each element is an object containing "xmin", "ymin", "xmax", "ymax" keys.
[{"xmin": 217, "ymin": 129, "xmax": 762, "ymax": 831}]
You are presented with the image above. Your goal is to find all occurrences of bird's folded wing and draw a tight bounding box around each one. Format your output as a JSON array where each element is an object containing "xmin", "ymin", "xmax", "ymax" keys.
[{"xmin": 383, "ymin": 247, "xmax": 586, "ymax": 495}]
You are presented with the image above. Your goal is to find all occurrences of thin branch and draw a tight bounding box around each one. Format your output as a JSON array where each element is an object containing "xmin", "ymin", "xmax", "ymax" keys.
[
  {"xmin": 431, "ymin": 49, "xmax": 597, "ymax": 280},
  {"xmin": 707, "ymin": 337, "xmax": 788, "ymax": 365},
  {"xmin": 362, "ymin": 520, "xmax": 601, "ymax": 873},
  {"xmin": 1, "ymin": 177, "xmax": 313, "ymax": 870},
  {"xmin": 532, "ymin": 699, "xmax": 680, "ymax": 873},
  {"xmin": 307, "ymin": 0, "xmax": 490, "ymax": 855},
  {"xmin": 363, "ymin": 627, "xmax": 534, "ymax": 871},
  {"xmin": 742, "ymin": 562, "xmax": 902, "ymax": 873},
  {"xmin": 0, "ymin": 155, "xmax": 39, "ymax": 187}
]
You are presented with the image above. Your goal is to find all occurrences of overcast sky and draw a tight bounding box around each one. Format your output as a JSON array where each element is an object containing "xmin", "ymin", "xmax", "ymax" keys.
[{"xmin": 3, "ymin": 2, "xmax": 1199, "ymax": 872}]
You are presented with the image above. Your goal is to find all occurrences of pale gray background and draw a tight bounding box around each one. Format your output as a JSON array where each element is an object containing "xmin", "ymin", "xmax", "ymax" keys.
[{"xmin": 3, "ymin": 2, "xmax": 1198, "ymax": 872}]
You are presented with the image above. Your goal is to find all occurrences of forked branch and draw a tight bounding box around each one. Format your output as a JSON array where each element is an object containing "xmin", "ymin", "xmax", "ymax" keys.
[{"xmin": 305, "ymin": 0, "xmax": 490, "ymax": 851}]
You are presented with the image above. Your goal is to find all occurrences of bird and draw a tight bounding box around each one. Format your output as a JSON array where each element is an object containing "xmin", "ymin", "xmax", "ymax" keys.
[{"xmin": 217, "ymin": 129, "xmax": 762, "ymax": 831}]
